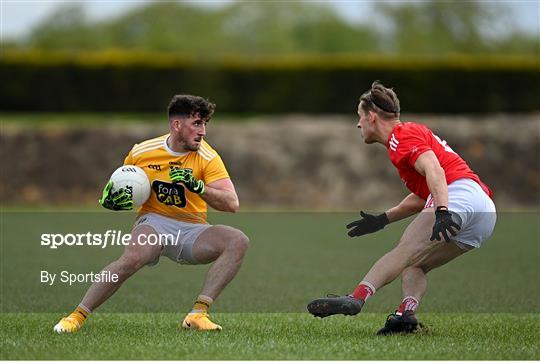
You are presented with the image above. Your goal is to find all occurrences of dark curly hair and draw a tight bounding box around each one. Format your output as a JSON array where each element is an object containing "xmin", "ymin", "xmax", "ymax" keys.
[
  {"xmin": 359, "ymin": 81, "xmax": 400, "ymax": 119},
  {"xmin": 168, "ymin": 95, "xmax": 216, "ymax": 121}
]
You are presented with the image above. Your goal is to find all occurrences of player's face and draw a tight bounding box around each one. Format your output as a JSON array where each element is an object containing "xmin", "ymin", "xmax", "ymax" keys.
[
  {"xmin": 173, "ymin": 115, "xmax": 207, "ymax": 151},
  {"xmin": 357, "ymin": 103, "xmax": 376, "ymax": 144}
]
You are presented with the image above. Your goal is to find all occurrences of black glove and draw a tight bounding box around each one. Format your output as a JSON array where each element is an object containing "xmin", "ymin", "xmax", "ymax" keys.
[
  {"xmin": 430, "ymin": 207, "xmax": 461, "ymax": 242},
  {"xmin": 346, "ymin": 211, "xmax": 390, "ymax": 237}
]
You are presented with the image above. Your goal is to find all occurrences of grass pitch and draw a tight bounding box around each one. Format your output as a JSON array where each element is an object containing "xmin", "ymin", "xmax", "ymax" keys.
[
  {"xmin": 1, "ymin": 313, "xmax": 538, "ymax": 359},
  {"xmin": 1, "ymin": 211, "xmax": 539, "ymax": 359}
]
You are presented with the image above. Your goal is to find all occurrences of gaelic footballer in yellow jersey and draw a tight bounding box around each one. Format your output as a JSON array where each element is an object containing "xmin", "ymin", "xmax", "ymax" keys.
[
  {"xmin": 54, "ymin": 95, "xmax": 249, "ymax": 334},
  {"xmin": 124, "ymin": 135, "xmax": 229, "ymax": 224}
]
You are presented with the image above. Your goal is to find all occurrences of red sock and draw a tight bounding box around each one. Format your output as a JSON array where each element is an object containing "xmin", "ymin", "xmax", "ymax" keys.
[
  {"xmin": 351, "ymin": 281, "xmax": 375, "ymax": 301},
  {"xmin": 397, "ymin": 296, "xmax": 419, "ymax": 314}
]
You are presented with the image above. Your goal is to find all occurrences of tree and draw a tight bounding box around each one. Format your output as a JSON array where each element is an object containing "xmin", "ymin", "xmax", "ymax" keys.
[
  {"xmin": 23, "ymin": 2, "xmax": 378, "ymax": 54},
  {"xmin": 20, "ymin": 0, "xmax": 538, "ymax": 56},
  {"xmin": 374, "ymin": 1, "xmax": 537, "ymax": 55}
]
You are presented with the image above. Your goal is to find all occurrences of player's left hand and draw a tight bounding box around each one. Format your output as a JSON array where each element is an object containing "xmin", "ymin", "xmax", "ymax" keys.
[
  {"xmin": 430, "ymin": 208, "xmax": 461, "ymax": 242},
  {"xmin": 169, "ymin": 167, "xmax": 206, "ymax": 194}
]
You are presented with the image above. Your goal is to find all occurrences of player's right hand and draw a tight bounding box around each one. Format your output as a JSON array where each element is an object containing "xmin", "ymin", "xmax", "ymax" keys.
[
  {"xmin": 99, "ymin": 180, "xmax": 133, "ymax": 211},
  {"xmin": 430, "ymin": 208, "xmax": 461, "ymax": 242},
  {"xmin": 346, "ymin": 211, "xmax": 390, "ymax": 237}
]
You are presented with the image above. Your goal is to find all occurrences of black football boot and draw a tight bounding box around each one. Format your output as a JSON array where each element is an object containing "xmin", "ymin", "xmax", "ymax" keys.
[
  {"xmin": 376, "ymin": 310, "xmax": 420, "ymax": 335},
  {"xmin": 307, "ymin": 294, "xmax": 364, "ymax": 318}
]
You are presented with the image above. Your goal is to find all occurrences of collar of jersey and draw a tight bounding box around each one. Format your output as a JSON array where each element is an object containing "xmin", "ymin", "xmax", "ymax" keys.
[{"xmin": 164, "ymin": 136, "xmax": 189, "ymax": 156}]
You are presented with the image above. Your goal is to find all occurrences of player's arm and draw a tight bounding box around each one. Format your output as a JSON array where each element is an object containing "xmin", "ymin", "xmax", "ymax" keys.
[
  {"xmin": 413, "ymin": 150, "xmax": 448, "ymax": 208},
  {"xmin": 200, "ymin": 178, "xmax": 239, "ymax": 213},
  {"xmin": 413, "ymin": 150, "xmax": 460, "ymax": 242},
  {"xmin": 169, "ymin": 167, "xmax": 239, "ymax": 213},
  {"xmin": 386, "ymin": 192, "xmax": 425, "ymax": 222},
  {"xmin": 346, "ymin": 193, "xmax": 423, "ymax": 238}
]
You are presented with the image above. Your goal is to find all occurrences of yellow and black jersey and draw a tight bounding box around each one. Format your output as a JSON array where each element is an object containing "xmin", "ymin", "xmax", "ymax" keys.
[{"xmin": 124, "ymin": 134, "xmax": 229, "ymax": 224}]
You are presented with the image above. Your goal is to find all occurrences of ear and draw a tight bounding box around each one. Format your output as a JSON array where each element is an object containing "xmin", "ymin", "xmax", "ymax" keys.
[
  {"xmin": 368, "ymin": 111, "xmax": 377, "ymax": 124},
  {"xmin": 170, "ymin": 118, "xmax": 182, "ymax": 132}
]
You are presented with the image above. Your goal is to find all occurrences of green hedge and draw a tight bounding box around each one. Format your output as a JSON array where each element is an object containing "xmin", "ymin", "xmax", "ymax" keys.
[{"xmin": 2, "ymin": 51, "xmax": 539, "ymax": 113}]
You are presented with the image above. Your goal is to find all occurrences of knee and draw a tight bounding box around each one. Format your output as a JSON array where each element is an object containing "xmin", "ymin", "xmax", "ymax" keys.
[
  {"xmin": 401, "ymin": 266, "xmax": 414, "ymax": 278},
  {"xmin": 401, "ymin": 266, "xmax": 423, "ymax": 281},
  {"xmin": 117, "ymin": 253, "xmax": 149, "ymax": 276},
  {"xmin": 402, "ymin": 260, "xmax": 433, "ymax": 280},
  {"xmin": 227, "ymin": 230, "xmax": 250, "ymax": 255}
]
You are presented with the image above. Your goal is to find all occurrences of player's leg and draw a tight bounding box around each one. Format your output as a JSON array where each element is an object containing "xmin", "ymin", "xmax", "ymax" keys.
[
  {"xmin": 54, "ymin": 225, "xmax": 162, "ymax": 333},
  {"xmin": 376, "ymin": 241, "xmax": 467, "ymax": 335},
  {"xmin": 80, "ymin": 225, "xmax": 162, "ymax": 310},
  {"xmin": 379, "ymin": 181, "xmax": 497, "ymax": 332},
  {"xmin": 192, "ymin": 225, "xmax": 250, "ymax": 299},
  {"xmin": 378, "ymin": 182, "xmax": 496, "ymax": 334},
  {"xmin": 401, "ymin": 241, "xmax": 467, "ymax": 306},
  {"xmin": 308, "ymin": 209, "xmax": 442, "ymax": 318},
  {"xmin": 181, "ymin": 224, "xmax": 249, "ymax": 331},
  {"xmin": 362, "ymin": 208, "xmax": 441, "ymax": 289}
]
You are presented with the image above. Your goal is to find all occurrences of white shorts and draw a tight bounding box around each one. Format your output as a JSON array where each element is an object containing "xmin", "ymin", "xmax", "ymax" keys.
[
  {"xmin": 425, "ymin": 178, "xmax": 496, "ymax": 250},
  {"xmin": 133, "ymin": 213, "xmax": 212, "ymax": 265}
]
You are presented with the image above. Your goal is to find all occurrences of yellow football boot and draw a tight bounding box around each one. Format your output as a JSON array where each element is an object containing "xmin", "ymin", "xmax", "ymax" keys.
[
  {"xmin": 53, "ymin": 315, "xmax": 85, "ymax": 333},
  {"xmin": 182, "ymin": 312, "xmax": 222, "ymax": 331},
  {"xmin": 53, "ymin": 307, "xmax": 89, "ymax": 333}
]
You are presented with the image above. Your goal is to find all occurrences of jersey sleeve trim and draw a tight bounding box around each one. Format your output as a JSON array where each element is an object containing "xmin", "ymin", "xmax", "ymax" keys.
[
  {"xmin": 132, "ymin": 143, "xmax": 165, "ymax": 158},
  {"xmin": 198, "ymin": 144, "xmax": 216, "ymax": 161},
  {"xmin": 131, "ymin": 135, "xmax": 168, "ymax": 157},
  {"xmin": 132, "ymin": 135, "xmax": 167, "ymax": 151}
]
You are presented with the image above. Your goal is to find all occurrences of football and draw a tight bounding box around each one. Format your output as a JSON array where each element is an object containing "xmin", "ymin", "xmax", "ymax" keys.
[{"xmin": 109, "ymin": 165, "xmax": 151, "ymax": 208}]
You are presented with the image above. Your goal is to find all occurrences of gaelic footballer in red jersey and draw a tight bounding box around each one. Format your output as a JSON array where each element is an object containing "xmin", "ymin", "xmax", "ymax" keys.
[{"xmin": 308, "ymin": 81, "xmax": 496, "ymax": 335}]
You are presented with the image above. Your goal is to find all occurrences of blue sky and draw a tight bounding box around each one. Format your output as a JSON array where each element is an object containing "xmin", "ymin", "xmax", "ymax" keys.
[{"xmin": 2, "ymin": 1, "xmax": 539, "ymax": 39}]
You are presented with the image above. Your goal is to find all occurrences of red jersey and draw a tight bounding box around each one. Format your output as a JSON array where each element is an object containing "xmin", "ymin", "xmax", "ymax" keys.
[{"xmin": 387, "ymin": 122, "xmax": 492, "ymax": 200}]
